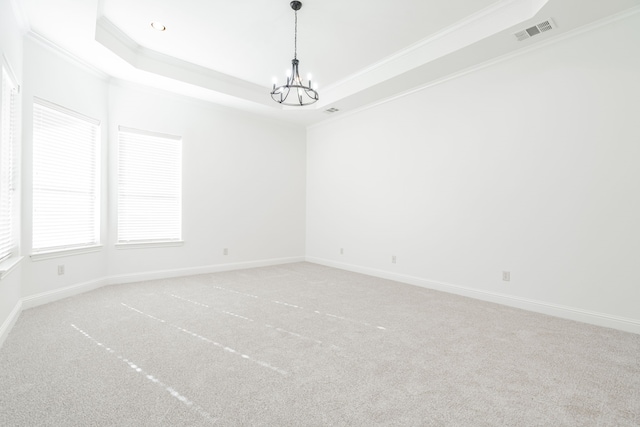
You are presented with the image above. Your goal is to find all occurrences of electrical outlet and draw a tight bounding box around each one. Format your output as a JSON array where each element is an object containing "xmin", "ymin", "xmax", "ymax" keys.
[
  {"xmin": 57, "ymin": 265, "xmax": 65, "ymax": 275},
  {"xmin": 502, "ymin": 271, "xmax": 510, "ymax": 281},
  {"xmin": 340, "ymin": 248, "xmax": 343, "ymax": 255},
  {"xmin": 223, "ymin": 248, "xmax": 228, "ymax": 256},
  {"xmin": 391, "ymin": 255, "xmax": 396, "ymax": 264}
]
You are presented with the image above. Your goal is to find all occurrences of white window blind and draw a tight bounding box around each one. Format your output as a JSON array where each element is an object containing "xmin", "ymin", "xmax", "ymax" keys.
[
  {"xmin": 117, "ymin": 126, "xmax": 182, "ymax": 243},
  {"xmin": 0, "ymin": 65, "xmax": 18, "ymax": 262},
  {"xmin": 32, "ymin": 98, "xmax": 100, "ymax": 253}
]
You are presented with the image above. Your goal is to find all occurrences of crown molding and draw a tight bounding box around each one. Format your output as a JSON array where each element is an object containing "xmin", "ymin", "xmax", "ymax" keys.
[
  {"xmin": 94, "ymin": 16, "xmax": 274, "ymax": 108},
  {"xmin": 25, "ymin": 31, "xmax": 110, "ymax": 81},
  {"xmin": 309, "ymin": 4, "xmax": 640, "ymax": 131},
  {"xmin": 318, "ymin": 0, "xmax": 550, "ymax": 108}
]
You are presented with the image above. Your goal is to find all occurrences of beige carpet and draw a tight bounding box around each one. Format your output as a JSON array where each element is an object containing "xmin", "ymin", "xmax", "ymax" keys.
[{"xmin": 0, "ymin": 262, "xmax": 638, "ymax": 426}]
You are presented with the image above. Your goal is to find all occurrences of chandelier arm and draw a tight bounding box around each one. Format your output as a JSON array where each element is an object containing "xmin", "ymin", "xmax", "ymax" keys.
[
  {"xmin": 303, "ymin": 87, "xmax": 318, "ymax": 97},
  {"xmin": 282, "ymin": 85, "xmax": 292, "ymax": 104},
  {"xmin": 271, "ymin": 81, "xmax": 318, "ymax": 105}
]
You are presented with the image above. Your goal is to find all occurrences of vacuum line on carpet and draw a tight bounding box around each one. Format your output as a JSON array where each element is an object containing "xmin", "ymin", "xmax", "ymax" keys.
[
  {"xmin": 271, "ymin": 299, "xmax": 388, "ymax": 331},
  {"xmin": 264, "ymin": 324, "xmax": 324, "ymax": 345},
  {"xmin": 168, "ymin": 293, "xmax": 210, "ymax": 308},
  {"xmin": 120, "ymin": 303, "xmax": 288, "ymax": 376},
  {"xmin": 211, "ymin": 286, "xmax": 259, "ymax": 299},
  {"xmin": 221, "ymin": 311, "xmax": 254, "ymax": 322},
  {"xmin": 273, "ymin": 300, "xmax": 304, "ymax": 309},
  {"xmin": 203, "ymin": 283, "xmax": 388, "ymax": 332},
  {"xmin": 70, "ymin": 324, "xmax": 217, "ymax": 424},
  {"xmin": 167, "ymin": 293, "xmax": 254, "ymax": 322},
  {"xmin": 318, "ymin": 311, "xmax": 387, "ymax": 330},
  {"xmin": 167, "ymin": 293, "xmax": 335, "ymax": 349}
]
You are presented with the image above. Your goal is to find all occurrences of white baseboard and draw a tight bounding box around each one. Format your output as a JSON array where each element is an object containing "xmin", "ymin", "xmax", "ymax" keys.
[
  {"xmin": 21, "ymin": 277, "xmax": 109, "ymax": 310},
  {"xmin": 0, "ymin": 300, "xmax": 22, "ymax": 348},
  {"xmin": 2, "ymin": 256, "xmax": 306, "ymax": 344},
  {"xmin": 306, "ymin": 257, "xmax": 640, "ymax": 335},
  {"xmin": 6, "ymin": 255, "xmax": 637, "ymax": 343},
  {"xmin": 21, "ymin": 257, "xmax": 306, "ymax": 307},
  {"xmin": 107, "ymin": 256, "xmax": 306, "ymax": 285}
]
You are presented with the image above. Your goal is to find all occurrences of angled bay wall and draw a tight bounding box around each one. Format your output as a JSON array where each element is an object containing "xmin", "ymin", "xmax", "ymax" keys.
[{"xmin": 306, "ymin": 12, "xmax": 640, "ymax": 333}]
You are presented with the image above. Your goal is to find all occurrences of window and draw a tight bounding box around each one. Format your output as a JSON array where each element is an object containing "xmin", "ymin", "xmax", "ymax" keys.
[
  {"xmin": 32, "ymin": 98, "xmax": 100, "ymax": 254},
  {"xmin": 117, "ymin": 126, "xmax": 182, "ymax": 244},
  {"xmin": 0, "ymin": 63, "xmax": 19, "ymax": 263}
]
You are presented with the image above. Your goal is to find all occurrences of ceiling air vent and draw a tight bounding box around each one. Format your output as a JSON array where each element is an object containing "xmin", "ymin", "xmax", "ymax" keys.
[
  {"xmin": 514, "ymin": 18, "xmax": 556, "ymax": 41},
  {"xmin": 324, "ymin": 107, "xmax": 340, "ymax": 114}
]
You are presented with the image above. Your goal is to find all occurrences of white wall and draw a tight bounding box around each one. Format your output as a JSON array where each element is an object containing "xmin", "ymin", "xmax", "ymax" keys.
[
  {"xmin": 306, "ymin": 13, "xmax": 640, "ymax": 332},
  {"xmin": 17, "ymin": 39, "xmax": 306, "ymax": 295},
  {"xmin": 19, "ymin": 35, "xmax": 110, "ymax": 300},
  {"xmin": 0, "ymin": 0, "xmax": 306, "ymax": 342},
  {"xmin": 0, "ymin": 0, "xmax": 24, "ymax": 345},
  {"xmin": 107, "ymin": 82, "xmax": 306, "ymax": 279}
]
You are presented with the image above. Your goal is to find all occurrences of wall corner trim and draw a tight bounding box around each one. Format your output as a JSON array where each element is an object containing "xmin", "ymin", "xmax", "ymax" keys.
[
  {"xmin": 305, "ymin": 257, "xmax": 640, "ymax": 335},
  {"xmin": 0, "ymin": 300, "xmax": 22, "ymax": 349}
]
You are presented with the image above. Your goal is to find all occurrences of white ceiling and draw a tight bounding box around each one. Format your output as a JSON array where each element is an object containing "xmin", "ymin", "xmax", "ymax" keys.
[{"xmin": 12, "ymin": 0, "xmax": 640, "ymax": 126}]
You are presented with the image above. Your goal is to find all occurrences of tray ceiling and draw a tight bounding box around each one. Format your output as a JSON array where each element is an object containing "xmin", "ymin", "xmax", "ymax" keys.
[{"xmin": 13, "ymin": 0, "xmax": 640, "ymax": 125}]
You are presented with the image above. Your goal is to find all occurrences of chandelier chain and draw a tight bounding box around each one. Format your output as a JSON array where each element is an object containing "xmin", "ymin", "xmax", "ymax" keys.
[{"xmin": 294, "ymin": 9, "xmax": 298, "ymax": 60}]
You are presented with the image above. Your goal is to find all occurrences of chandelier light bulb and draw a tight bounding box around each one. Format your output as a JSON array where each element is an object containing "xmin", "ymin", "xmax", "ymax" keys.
[{"xmin": 150, "ymin": 21, "xmax": 166, "ymax": 31}]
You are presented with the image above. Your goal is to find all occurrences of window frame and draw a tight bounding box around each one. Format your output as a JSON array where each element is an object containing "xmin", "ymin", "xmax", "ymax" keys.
[
  {"xmin": 116, "ymin": 126, "xmax": 183, "ymax": 248},
  {"xmin": 0, "ymin": 56, "xmax": 20, "ymax": 272},
  {"xmin": 31, "ymin": 97, "xmax": 101, "ymax": 256}
]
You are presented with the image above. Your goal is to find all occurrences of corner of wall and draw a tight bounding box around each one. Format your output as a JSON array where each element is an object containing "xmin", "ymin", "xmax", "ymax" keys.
[{"xmin": 0, "ymin": 299, "xmax": 21, "ymax": 349}]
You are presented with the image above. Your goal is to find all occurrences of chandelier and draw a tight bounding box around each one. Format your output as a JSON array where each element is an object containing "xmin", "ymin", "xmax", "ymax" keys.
[{"xmin": 271, "ymin": 1, "xmax": 319, "ymax": 106}]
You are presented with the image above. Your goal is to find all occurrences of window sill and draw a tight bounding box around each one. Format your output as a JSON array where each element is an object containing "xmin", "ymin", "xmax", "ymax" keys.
[
  {"xmin": 30, "ymin": 245, "xmax": 103, "ymax": 261},
  {"xmin": 116, "ymin": 240, "xmax": 184, "ymax": 250},
  {"xmin": 0, "ymin": 256, "xmax": 24, "ymax": 280}
]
